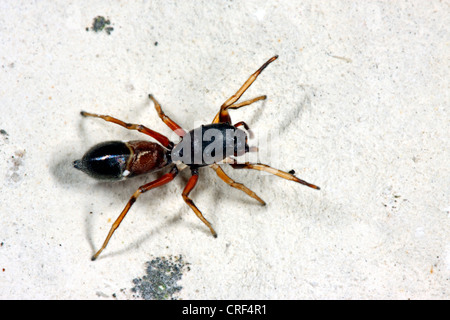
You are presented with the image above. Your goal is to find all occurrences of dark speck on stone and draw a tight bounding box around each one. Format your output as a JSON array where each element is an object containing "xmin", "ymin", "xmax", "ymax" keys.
[
  {"xmin": 131, "ymin": 255, "xmax": 190, "ymax": 300},
  {"xmin": 88, "ymin": 16, "xmax": 113, "ymax": 35}
]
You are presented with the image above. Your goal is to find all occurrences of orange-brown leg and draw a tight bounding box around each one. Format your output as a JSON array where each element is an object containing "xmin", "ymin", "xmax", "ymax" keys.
[
  {"xmin": 214, "ymin": 56, "xmax": 278, "ymax": 124},
  {"xmin": 182, "ymin": 169, "xmax": 217, "ymax": 237},
  {"xmin": 233, "ymin": 121, "xmax": 254, "ymax": 139},
  {"xmin": 229, "ymin": 95, "xmax": 267, "ymax": 110},
  {"xmin": 210, "ymin": 164, "xmax": 265, "ymax": 205},
  {"xmin": 233, "ymin": 121, "xmax": 250, "ymax": 130},
  {"xmin": 212, "ymin": 95, "xmax": 267, "ymax": 124},
  {"xmin": 148, "ymin": 94, "xmax": 186, "ymax": 137},
  {"xmin": 80, "ymin": 111, "xmax": 173, "ymax": 149},
  {"xmin": 91, "ymin": 166, "xmax": 179, "ymax": 261},
  {"xmin": 230, "ymin": 162, "xmax": 320, "ymax": 190}
]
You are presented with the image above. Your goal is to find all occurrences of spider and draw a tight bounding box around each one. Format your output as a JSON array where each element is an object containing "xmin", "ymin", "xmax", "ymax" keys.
[{"xmin": 74, "ymin": 55, "xmax": 320, "ymax": 260}]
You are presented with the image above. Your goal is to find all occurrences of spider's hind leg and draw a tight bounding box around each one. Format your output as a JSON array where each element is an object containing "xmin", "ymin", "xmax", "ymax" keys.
[
  {"xmin": 91, "ymin": 166, "xmax": 179, "ymax": 261},
  {"xmin": 80, "ymin": 111, "xmax": 173, "ymax": 149},
  {"xmin": 148, "ymin": 94, "xmax": 186, "ymax": 137}
]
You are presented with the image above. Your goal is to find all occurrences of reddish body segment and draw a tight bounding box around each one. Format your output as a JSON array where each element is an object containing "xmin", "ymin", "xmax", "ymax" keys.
[{"xmin": 126, "ymin": 141, "xmax": 169, "ymax": 177}]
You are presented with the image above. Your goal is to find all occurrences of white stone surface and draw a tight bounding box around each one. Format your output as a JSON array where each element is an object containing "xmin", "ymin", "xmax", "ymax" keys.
[{"xmin": 0, "ymin": 0, "xmax": 448, "ymax": 299}]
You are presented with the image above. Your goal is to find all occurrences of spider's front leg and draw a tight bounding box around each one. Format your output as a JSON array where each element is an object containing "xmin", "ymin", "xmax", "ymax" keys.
[
  {"xmin": 212, "ymin": 95, "xmax": 267, "ymax": 124},
  {"xmin": 228, "ymin": 161, "xmax": 320, "ymax": 190},
  {"xmin": 213, "ymin": 55, "xmax": 278, "ymax": 124}
]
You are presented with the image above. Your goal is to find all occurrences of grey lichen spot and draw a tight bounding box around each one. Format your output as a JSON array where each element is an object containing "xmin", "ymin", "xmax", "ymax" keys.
[
  {"xmin": 7, "ymin": 149, "xmax": 26, "ymax": 184},
  {"xmin": 0, "ymin": 129, "xmax": 8, "ymax": 144},
  {"xmin": 87, "ymin": 16, "xmax": 114, "ymax": 35},
  {"xmin": 131, "ymin": 255, "xmax": 190, "ymax": 300}
]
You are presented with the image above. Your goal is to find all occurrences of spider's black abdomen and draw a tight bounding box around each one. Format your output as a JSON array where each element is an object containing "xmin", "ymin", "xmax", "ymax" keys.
[
  {"xmin": 171, "ymin": 123, "xmax": 249, "ymax": 167},
  {"xmin": 74, "ymin": 141, "xmax": 131, "ymax": 180}
]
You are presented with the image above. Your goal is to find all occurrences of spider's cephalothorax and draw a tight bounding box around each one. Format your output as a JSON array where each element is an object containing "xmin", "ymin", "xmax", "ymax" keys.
[
  {"xmin": 74, "ymin": 55, "xmax": 320, "ymax": 261},
  {"xmin": 171, "ymin": 123, "xmax": 249, "ymax": 167}
]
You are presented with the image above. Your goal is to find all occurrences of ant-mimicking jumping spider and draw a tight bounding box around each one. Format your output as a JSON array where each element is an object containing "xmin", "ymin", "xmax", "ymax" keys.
[{"xmin": 74, "ymin": 55, "xmax": 320, "ymax": 260}]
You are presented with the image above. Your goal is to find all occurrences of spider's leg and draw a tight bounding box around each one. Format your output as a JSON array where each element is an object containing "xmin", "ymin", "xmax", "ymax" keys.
[
  {"xmin": 148, "ymin": 94, "xmax": 186, "ymax": 137},
  {"xmin": 228, "ymin": 95, "xmax": 267, "ymax": 110},
  {"xmin": 214, "ymin": 56, "xmax": 278, "ymax": 124},
  {"xmin": 212, "ymin": 95, "xmax": 267, "ymax": 124},
  {"xmin": 80, "ymin": 111, "xmax": 174, "ymax": 149},
  {"xmin": 233, "ymin": 120, "xmax": 254, "ymax": 139},
  {"xmin": 230, "ymin": 162, "xmax": 320, "ymax": 190},
  {"xmin": 182, "ymin": 168, "xmax": 217, "ymax": 237},
  {"xmin": 210, "ymin": 164, "xmax": 265, "ymax": 205},
  {"xmin": 91, "ymin": 166, "xmax": 179, "ymax": 261}
]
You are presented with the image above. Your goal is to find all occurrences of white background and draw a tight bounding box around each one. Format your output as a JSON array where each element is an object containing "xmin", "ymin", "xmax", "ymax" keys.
[{"xmin": 0, "ymin": 0, "xmax": 448, "ymax": 299}]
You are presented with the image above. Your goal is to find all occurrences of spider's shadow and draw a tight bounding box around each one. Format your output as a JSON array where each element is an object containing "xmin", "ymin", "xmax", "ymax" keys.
[
  {"xmin": 82, "ymin": 169, "xmax": 189, "ymax": 260},
  {"xmin": 82, "ymin": 166, "xmax": 225, "ymax": 260},
  {"xmin": 51, "ymin": 84, "xmax": 313, "ymax": 260},
  {"xmin": 49, "ymin": 146, "xmax": 183, "ymax": 259},
  {"xmin": 88, "ymin": 164, "xmax": 269, "ymax": 260}
]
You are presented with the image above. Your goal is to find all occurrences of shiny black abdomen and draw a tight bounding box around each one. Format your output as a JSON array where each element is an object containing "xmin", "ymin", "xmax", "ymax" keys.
[{"xmin": 74, "ymin": 141, "xmax": 131, "ymax": 180}]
